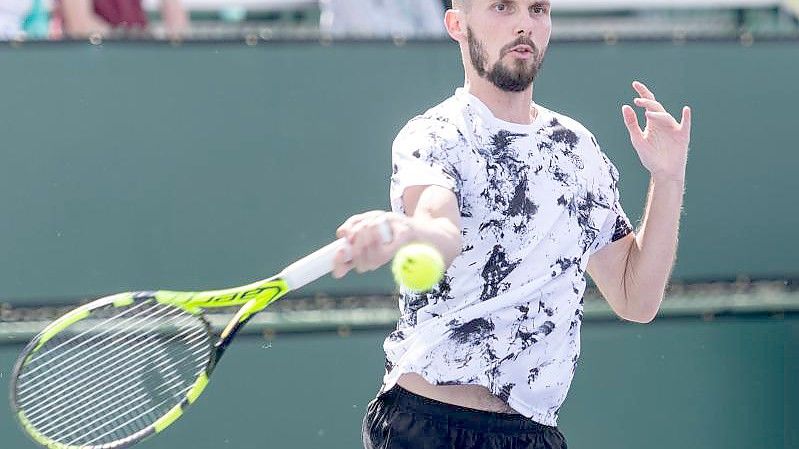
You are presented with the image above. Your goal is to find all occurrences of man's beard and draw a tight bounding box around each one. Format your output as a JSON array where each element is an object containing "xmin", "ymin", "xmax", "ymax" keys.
[{"xmin": 467, "ymin": 27, "xmax": 544, "ymax": 92}]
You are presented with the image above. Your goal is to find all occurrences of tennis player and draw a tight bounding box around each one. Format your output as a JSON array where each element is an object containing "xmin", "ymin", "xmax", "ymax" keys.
[{"xmin": 333, "ymin": 1, "xmax": 692, "ymax": 447}]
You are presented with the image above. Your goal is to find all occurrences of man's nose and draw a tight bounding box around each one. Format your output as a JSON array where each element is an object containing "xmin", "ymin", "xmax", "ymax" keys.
[{"xmin": 515, "ymin": 11, "xmax": 535, "ymax": 36}]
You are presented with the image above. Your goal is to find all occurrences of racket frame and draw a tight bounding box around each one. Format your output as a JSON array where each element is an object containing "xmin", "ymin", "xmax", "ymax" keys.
[{"xmin": 10, "ymin": 238, "xmax": 350, "ymax": 449}]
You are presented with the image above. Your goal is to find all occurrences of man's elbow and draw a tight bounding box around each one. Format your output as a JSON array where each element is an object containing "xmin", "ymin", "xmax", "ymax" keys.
[
  {"xmin": 616, "ymin": 295, "xmax": 662, "ymax": 324},
  {"xmin": 620, "ymin": 310, "xmax": 658, "ymax": 324}
]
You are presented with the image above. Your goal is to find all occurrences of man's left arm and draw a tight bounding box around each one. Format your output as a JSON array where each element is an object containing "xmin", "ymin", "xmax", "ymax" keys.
[{"xmin": 587, "ymin": 81, "xmax": 692, "ymax": 323}]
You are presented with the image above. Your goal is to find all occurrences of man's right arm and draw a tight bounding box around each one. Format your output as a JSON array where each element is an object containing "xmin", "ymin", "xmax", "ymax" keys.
[{"xmin": 332, "ymin": 184, "xmax": 461, "ymax": 278}]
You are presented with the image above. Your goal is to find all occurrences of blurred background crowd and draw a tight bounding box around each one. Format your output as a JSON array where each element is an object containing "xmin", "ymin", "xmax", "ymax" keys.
[{"xmin": 1, "ymin": 0, "xmax": 798, "ymax": 41}]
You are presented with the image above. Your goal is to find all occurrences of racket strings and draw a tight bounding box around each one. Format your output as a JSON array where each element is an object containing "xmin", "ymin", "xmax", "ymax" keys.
[
  {"xmin": 17, "ymin": 304, "xmax": 186, "ymax": 410},
  {"xmin": 27, "ymin": 318, "xmax": 205, "ymax": 430},
  {"xmin": 71, "ymin": 366, "xmax": 202, "ymax": 446},
  {"xmin": 22, "ymin": 309, "xmax": 201, "ymax": 421},
  {"xmin": 35, "ymin": 329, "xmax": 208, "ymax": 434},
  {"xmin": 15, "ymin": 301, "xmax": 212, "ymax": 447},
  {"xmin": 17, "ymin": 301, "xmax": 169, "ymax": 392},
  {"xmin": 51, "ymin": 337, "xmax": 207, "ymax": 445},
  {"xmin": 20, "ymin": 308, "xmax": 195, "ymax": 425},
  {"xmin": 22, "ymin": 309, "xmax": 208, "ymax": 444}
]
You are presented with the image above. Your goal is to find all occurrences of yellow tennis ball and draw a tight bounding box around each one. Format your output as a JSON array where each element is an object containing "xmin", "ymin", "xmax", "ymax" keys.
[{"xmin": 392, "ymin": 243, "xmax": 445, "ymax": 292}]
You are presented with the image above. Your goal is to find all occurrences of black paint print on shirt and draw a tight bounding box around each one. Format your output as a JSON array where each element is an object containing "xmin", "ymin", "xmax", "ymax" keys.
[
  {"xmin": 438, "ymin": 275, "xmax": 454, "ymax": 301},
  {"xmin": 498, "ymin": 382, "xmax": 516, "ymax": 402},
  {"xmin": 548, "ymin": 161, "xmax": 571, "ymax": 186},
  {"xmin": 398, "ymin": 275, "xmax": 454, "ymax": 328},
  {"xmin": 385, "ymin": 358, "xmax": 395, "ymax": 374},
  {"xmin": 447, "ymin": 317, "xmax": 495, "ymax": 345},
  {"xmin": 548, "ymin": 119, "xmax": 578, "ymax": 146},
  {"xmin": 515, "ymin": 328, "xmax": 539, "ymax": 351},
  {"xmin": 537, "ymin": 321, "xmax": 556, "ymax": 336},
  {"xmin": 528, "ymin": 367, "xmax": 540, "ymax": 384},
  {"xmin": 507, "ymin": 175, "xmax": 538, "ymax": 218},
  {"xmin": 549, "ymin": 122, "xmax": 584, "ymax": 169},
  {"xmin": 551, "ymin": 257, "xmax": 582, "ymax": 278},
  {"xmin": 399, "ymin": 296, "xmax": 427, "ymax": 328},
  {"xmin": 539, "ymin": 300, "xmax": 555, "ymax": 317},
  {"xmin": 491, "ymin": 130, "xmax": 527, "ymax": 154},
  {"xmin": 480, "ymin": 245, "xmax": 522, "ymax": 301},
  {"xmin": 388, "ymin": 330, "xmax": 406, "ymax": 342},
  {"xmin": 575, "ymin": 191, "xmax": 610, "ymax": 253},
  {"xmin": 569, "ymin": 309, "xmax": 584, "ymax": 336},
  {"xmin": 510, "ymin": 303, "xmax": 539, "ymax": 352},
  {"xmin": 480, "ymin": 130, "xmax": 530, "ymax": 204},
  {"xmin": 612, "ymin": 215, "xmax": 634, "ymax": 241}
]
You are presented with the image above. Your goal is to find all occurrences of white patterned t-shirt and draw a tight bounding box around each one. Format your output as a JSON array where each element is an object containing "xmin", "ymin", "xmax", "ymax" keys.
[{"xmin": 382, "ymin": 88, "xmax": 633, "ymax": 426}]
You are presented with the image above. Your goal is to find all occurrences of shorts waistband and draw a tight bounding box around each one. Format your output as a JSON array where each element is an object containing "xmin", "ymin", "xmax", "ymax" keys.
[{"xmin": 383, "ymin": 385, "xmax": 553, "ymax": 433}]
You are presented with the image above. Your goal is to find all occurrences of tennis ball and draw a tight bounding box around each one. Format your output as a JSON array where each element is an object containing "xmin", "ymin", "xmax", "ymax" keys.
[{"xmin": 392, "ymin": 243, "xmax": 445, "ymax": 292}]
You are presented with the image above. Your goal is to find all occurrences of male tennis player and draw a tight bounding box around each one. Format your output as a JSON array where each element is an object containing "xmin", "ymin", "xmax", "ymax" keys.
[{"xmin": 333, "ymin": 1, "xmax": 692, "ymax": 447}]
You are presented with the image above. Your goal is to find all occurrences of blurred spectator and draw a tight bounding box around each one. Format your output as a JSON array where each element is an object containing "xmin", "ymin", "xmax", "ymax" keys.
[
  {"xmin": 0, "ymin": 0, "xmax": 31, "ymax": 39},
  {"xmin": 59, "ymin": 0, "xmax": 188, "ymax": 38},
  {"xmin": 320, "ymin": 0, "xmax": 446, "ymax": 38}
]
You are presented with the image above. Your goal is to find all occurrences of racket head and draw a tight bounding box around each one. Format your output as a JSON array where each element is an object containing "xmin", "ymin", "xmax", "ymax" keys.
[{"xmin": 10, "ymin": 292, "xmax": 215, "ymax": 449}]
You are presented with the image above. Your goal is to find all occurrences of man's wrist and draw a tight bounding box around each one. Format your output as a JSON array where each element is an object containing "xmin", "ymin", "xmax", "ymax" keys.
[
  {"xmin": 651, "ymin": 174, "xmax": 686, "ymax": 189},
  {"xmin": 403, "ymin": 215, "xmax": 424, "ymax": 244}
]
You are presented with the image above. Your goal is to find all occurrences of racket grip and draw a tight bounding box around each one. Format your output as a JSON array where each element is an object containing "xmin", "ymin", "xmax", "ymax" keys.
[
  {"xmin": 280, "ymin": 238, "xmax": 350, "ymax": 290},
  {"xmin": 280, "ymin": 221, "xmax": 393, "ymax": 290}
]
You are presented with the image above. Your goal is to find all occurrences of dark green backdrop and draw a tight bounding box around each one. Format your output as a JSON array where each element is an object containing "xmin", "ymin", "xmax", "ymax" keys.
[
  {"xmin": 0, "ymin": 39, "xmax": 797, "ymax": 448},
  {"xmin": 0, "ymin": 39, "xmax": 797, "ymax": 304}
]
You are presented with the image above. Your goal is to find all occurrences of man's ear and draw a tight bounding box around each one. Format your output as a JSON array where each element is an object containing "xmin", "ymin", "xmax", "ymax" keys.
[{"xmin": 445, "ymin": 9, "xmax": 466, "ymax": 42}]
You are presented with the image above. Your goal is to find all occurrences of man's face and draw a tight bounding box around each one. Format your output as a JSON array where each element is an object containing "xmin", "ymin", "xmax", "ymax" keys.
[{"xmin": 462, "ymin": 1, "xmax": 552, "ymax": 92}]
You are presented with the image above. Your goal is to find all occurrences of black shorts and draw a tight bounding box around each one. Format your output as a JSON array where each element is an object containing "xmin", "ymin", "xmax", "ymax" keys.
[{"xmin": 362, "ymin": 386, "xmax": 568, "ymax": 449}]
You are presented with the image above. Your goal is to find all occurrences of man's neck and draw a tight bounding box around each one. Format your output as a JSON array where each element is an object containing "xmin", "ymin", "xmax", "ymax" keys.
[{"xmin": 464, "ymin": 76, "xmax": 536, "ymax": 125}]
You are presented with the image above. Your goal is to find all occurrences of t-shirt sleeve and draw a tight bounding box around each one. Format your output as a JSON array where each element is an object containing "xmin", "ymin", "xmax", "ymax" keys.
[
  {"xmin": 389, "ymin": 117, "xmax": 463, "ymax": 214},
  {"xmin": 590, "ymin": 155, "xmax": 634, "ymax": 255}
]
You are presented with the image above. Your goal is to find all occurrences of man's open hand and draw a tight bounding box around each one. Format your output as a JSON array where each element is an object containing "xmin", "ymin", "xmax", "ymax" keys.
[{"xmin": 622, "ymin": 81, "xmax": 692, "ymax": 183}]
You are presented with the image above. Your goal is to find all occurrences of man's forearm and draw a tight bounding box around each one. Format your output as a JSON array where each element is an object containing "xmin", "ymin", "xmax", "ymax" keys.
[
  {"xmin": 408, "ymin": 217, "xmax": 463, "ymax": 268},
  {"xmin": 624, "ymin": 177, "xmax": 685, "ymax": 320}
]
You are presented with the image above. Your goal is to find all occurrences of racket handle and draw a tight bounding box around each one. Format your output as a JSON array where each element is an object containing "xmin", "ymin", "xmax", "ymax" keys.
[
  {"xmin": 280, "ymin": 238, "xmax": 349, "ymax": 290},
  {"xmin": 280, "ymin": 220, "xmax": 394, "ymax": 290}
]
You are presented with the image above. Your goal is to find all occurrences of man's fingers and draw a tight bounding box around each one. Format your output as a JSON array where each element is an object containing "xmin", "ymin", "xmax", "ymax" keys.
[
  {"xmin": 336, "ymin": 215, "xmax": 363, "ymax": 239},
  {"xmin": 348, "ymin": 221, "xmax": 372, "ymax": 256},
  {"xmin": 622, "ymin": 105, "xmax": 644, "ymax": 144},
  {"xmin": 633, "ymin": 97, "xmax": 666, "ymax": 114},
  {"xmin": 632, "ymin": 81, "xmax": 656, "ymax": 101},
  {"xmin": 644, "ymin": 111, "xmax": 679, "ymax": 127},
  {"xmin": 622, "ymin": 104, "xmax": 639, "ymax": 126},
  {"xmin": 349, "ymin": 215, "xmax": 396, "ymax": 273},
  {"xmin": 332, "ymin": 247, "xmax": 353, "ymax": 278},
  {"xmin": 680, "ymin": 106, "xmax": 692, "ymax": 136},
  {"xmin": 336, "ymin": 210, "xmax": 382, "ymax": 239},
  {"xmin": 377, "ymin": 219, "xmax": 394, "ymax": 244}
]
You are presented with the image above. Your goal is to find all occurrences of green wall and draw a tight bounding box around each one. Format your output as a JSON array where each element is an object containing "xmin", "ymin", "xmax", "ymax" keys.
[
  {"xmin": 0, "ymin": 40, "xmax": 796, "ymax": 303},
  {"xmin": 1, "ymin": 314, "xmax": 796, "ymax": 449}
]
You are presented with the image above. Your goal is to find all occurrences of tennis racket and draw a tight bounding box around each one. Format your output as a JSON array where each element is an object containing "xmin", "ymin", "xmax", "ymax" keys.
[{"xmin": 9, "ymin": 231, "xmax": 387, "ymax": 449}]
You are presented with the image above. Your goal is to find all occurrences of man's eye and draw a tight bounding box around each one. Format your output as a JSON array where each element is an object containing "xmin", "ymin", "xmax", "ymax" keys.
[
  {"xmin": 532, "ymin": 5, "xmax": 546, "ymax": 14},
  {"xmin": 494, "ymin": 3, "xmax": 509, "ymax": 12}
]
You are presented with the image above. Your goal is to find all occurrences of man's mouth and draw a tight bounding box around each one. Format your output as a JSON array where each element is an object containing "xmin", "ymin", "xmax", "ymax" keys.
[
  {"xmin": 506, "ymin": 44, "xmax": 535, "ymax": 59},
  {"xmin": 509, "ymin": 45, "xmax": 533, "ymax": 54}
]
